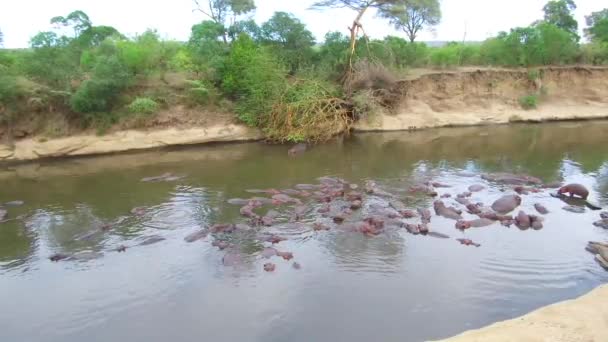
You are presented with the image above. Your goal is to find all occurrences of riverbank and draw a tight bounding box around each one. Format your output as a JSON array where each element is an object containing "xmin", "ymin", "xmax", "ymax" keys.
[
  {"xmin": 1, "ymin": 66, "xmax": 608, "ymax": 163},
  {"xmin": 437, "ymin": 284, "xmax": 608, "ymax": 342}
]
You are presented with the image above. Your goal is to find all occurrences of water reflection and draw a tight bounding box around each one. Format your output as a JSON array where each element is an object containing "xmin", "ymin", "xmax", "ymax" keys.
[{"xmin": 0, "ymin": 121, "xmax": 608, "ymax": 342}]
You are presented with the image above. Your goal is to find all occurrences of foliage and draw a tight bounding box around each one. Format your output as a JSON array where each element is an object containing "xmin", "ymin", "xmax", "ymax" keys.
[
  {"xmin": 429, "ymin": 42, "xmax": 480, "ymax": 67},
  {"xmin": 580, "ymin": 42, "xmax": 608, "ymax": 65},
  {"xmin": 519, "ymin": 94, "xmax": 538, "ymax": 110},
  {"xmin": 260, "ymin": 12, "xmax": 316, "ymax": 73},
  {"xmin": 70, "ymin": 55, "xmax": 130, "ymax": 116},
  {"xmin": 128, "ymin": 97, "xmax": 159, "ymax": 114},
  {"xmin": 220, "ymin": 34, "xmax": 286, "ymax": 126},
  {"xmin": 384, "ymin": 0, "xmax": 441, "ymax": 42},
  {"xmin": 193, "ymin": 0, "xmax": 256, "ymax": 42},
  {"xmin": 542, "ymin": 0, "xmax": 579, "ymax": 40},
  {"xmin": 188, "ymin": 21, "xmax": 228, "ymax": 77},
  {"xmin": 585, "ymin": 9, "xmax": 608, "ymax": 42},
  {"xmin": 265, "ymin": 79, "xmax": 350, "ymax": 142}
]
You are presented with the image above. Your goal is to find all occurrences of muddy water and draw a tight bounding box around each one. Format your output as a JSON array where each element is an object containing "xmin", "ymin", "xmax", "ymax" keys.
[{"xmin": 1, "ymin": 122, "xmax": 608, "ymax": 342}]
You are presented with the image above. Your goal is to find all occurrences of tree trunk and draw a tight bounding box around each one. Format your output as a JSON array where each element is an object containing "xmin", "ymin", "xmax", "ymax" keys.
[{"xmin": 344, "ymin": 6, "xmax": 369, "ymax": 91}]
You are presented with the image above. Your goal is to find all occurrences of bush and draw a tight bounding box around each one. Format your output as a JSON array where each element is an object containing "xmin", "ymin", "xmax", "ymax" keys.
[
  {"xmin": 128, "ymin": 97, "xmax": 158, "ymax": 114},
  {"xmin": 70, "ymin": 55, "xmax": 130, "ymax": 116},
  {"xmin": 220, "ymin": 34, "xmax": 287, "ymax": 126},
  {"xmin": 580, "ymin": 42, "xmax": 608, "ymax": 65},
  {"xmin": 519, "ymin": 94, "xmax": 538, "ymax": 110}
]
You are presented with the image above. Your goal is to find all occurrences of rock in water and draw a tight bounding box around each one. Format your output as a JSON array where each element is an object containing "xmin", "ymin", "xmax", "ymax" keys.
[
  {"xmin": 562, "ymin": 205, "xmax": 585, "ymax": 214},
  {"xmin": 491, "ymin": 195, "xmax": 522, "ymax": 214}
]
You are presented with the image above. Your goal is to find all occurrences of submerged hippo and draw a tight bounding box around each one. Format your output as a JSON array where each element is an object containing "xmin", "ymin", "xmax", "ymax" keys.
[
  {"xmin": 288, "ymin": 143, "xmax": 307, "ymax": 156},
  {"xmin": 434, "ymin": 200, "xmax": 463, "ymax": 220},
  {"xmin": 491, "ymin": 194, "xmax": 522, "ymax": 214},
  {"xmin": 418, "ymin": 208, "xmax": 432, "ymax": 223},
  {"xmin": 558, "ymin": 184, "xmax": 589, "ymax": 200},
  {"xmin": 457, "ymin": 238, "xmax": 481, "ymax": 247},
  {"xmin": 534, "ymin": 203, "xmax": 549, "ymax": 215}
]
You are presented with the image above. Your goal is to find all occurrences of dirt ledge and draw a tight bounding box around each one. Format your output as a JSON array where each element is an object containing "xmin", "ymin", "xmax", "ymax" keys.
[
  {"xmin": 0, "ymin": 124, "xmax": 263, "ymax": 163},
  {"xmin": 435, "ymin": 284, "xmax": 608, "ymax": 342}
]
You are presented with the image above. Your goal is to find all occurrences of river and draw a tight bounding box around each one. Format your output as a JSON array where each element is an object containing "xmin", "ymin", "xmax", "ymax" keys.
[{"xmin": 1, "ymin": 122, "xmax": 607, "ymax": 342}]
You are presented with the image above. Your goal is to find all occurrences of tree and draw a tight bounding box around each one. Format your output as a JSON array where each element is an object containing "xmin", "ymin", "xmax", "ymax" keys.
[
  {"xmin": 310, "ymin": 0, "xmax": 408, "ymax": 84},
  {"xmin": 384, "ymin": 0, "xmax": 440, "ymax": 42},
  {"xmin": 193, "ymin": 0, "xmax": 256, "ymax": 42},
  {"xmin": 51, "ymin": 10, "xmax": 92, "ymax": 38},
  {"xmin": 542, "ymin": 0, "xmax": 579, "ymax": 40},
  {"xmin": 585, "ymin": 9, "xmax": 608, "ymax": 42},
  {"xmin": 261, "ymin": 12, "xmax": 316, "ymax": 73}
]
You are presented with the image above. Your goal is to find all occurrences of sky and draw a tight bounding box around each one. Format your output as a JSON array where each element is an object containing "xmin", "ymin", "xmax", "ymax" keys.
[{"xmin": 0, "ymin": 0, "xmax": 605, "ymax": 48}]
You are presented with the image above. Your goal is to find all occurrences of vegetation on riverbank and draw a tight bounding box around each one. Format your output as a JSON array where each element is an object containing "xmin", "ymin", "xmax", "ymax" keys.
[{"xmin": 0, "ymin": 1, "xmax": 607, "ymax": 143}]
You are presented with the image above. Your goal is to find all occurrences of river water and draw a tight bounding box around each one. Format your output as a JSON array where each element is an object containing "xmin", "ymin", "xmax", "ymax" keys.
[{"xmin": 1, "ymin": 122, "xmax": 607, "ymax": 342}]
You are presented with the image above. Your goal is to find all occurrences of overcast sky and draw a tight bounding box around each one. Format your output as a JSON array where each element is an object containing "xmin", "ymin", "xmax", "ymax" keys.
[{"xmin": 0, "ymin": 0, "xmax": 605, "ymax": 48}]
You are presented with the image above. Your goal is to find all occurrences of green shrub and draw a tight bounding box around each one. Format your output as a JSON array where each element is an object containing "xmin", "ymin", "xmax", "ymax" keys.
[
  {"xmin": 220, "ymin": 34, "xmax": 287, "ymax": 126},
  {"xmin": 128, "ymin": 97, "xmax": 159, "ymax": 114},
  {"xmin": 519, "ymin": 94, "xmax": 538, "ymax": 110},
  {"xmin": 70, "ymin": 55, "xmax": 130, "ymax": 117}
]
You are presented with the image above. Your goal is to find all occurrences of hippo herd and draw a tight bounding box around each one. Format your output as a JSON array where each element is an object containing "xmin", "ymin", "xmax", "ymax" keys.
[{"xmin": 29, "ymin": 166, "xmax": 606, "ymax": 273}]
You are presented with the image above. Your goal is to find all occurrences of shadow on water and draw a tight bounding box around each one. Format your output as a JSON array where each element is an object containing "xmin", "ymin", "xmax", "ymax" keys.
[{"xmin": 1, "ymin": 121, "xmax": 608, "ymax": 342}]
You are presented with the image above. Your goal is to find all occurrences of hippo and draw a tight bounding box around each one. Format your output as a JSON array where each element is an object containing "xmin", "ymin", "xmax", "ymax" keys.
[
  {"xmin": 427, "ymin": 231, "xmax": 451, "ymax": 239},
  {"xmin": 272, "ymin": 194, "xmax": 301, "ymax": 205},
  {"xmin": 261, "ymin": 216, "xmax": 275, "ymax": 226},
  {"xmin": 347, "ymin": 192, "xmax": 364, "ymax": 202},
  {"xmin": 240, "ymin": 205, "xmax": 258, "ymax": 218},
  {"xmin": 130, "ymin": 207, "xmax": 147, "ymax": 216},
  {"xmin": 49, "ymin": 253, "xmax": 71, "ymax": 262},
  {"xmin": 313, "ymin": 223, "xmax": 330, "ymax": 231},
  {"xmin": 529, "ymin": 215, "xmax": 544, "ymax": 230},
  {"xmin": 482, "ymin": 173, "xmax": 542, "ymax": 185},
  {"xmin": 138, "ymin": 235, "xmax": 165, "ymax": 246},
  {"xmin": 593, "ymin": 220, "xmax": 608, "ymax": 229},
  {"xmin": 115, "ymin": 245, "xmax": 128, "ymax": 253},
  {"xmin": 513, "ymin": 186, "xmax": 529, "ymax": 195},
  {"xmin": 281, "ymin": 189, "xmax": 302, "ymax": 196},
  {"xmin": 534, "ymin": 203, "xmax": 549, "ymax": 215},
  {"xmin": 399, "ymin": 209, "xmax": 417, "ymax": 218},
  {"xmin": 265, "ymin": 235, "xmax": 286, "ymax": 244},
  {"xmin": 277, "ymin": 251, "xmax": 294, "ymax": 261},
  {"xmin": 418, "ymin": 208, "xmax": 432, "ymax": 223},
  {"xmin": 563, "ymin": 205, "xmax": 585, "ymax": 214},
  {"xmin": 455, "ymin": 220, "xmax": 471, "ymax": 230},
  {"xmin": 212, "ymin": 240, "xmax": 230, "ymax": 250},
  {"xmin": 466, "ymin": 203, "xmax": 483, "ymax": 215},
  {"xmin": 184, "ymin": 229, "xmax": 209, "ymax": 243},
  {"xmin": 210, "ymin": 223, "xmax": 236, "ymax": 234},
  {"xmin": 405, "ymin": 223, "xmax": 421, "ymax": 235},
  {"xmin": 418, "ymin": 224, "xmax": 430, "ymax": 234},
  {"xmin": 468, "ymin": 218, "xmax": 495, "ymax": 228},
  {"xmin": 389, "ymin": 199, "xmax": 407, "ymax": 211},
  {"xmin": 455, "ymin": 197, "xmax": 471, "ymax": 206},
  {"xmin": 558, "ymin": 184, "xmax": 589, "ymax": 200},
  {"xmin": 222, "ymin": 252, "xmax": 243, "ymax": 266},
  {"xmin": 601, "ymin": 212, "xmax": 608, "ymax": 220},
  {"xmin": 457, "ymin": 239, "xmax": 481, "ymax": 247},
  {"xmin": 441, "ymin": 194, "xmax": 452, "ymax": 199},
  {"xmin": 515, "ymin": 211, "xmax": 531, "ymax": 230},
  {"xmin": 295, "ymin": 184, "xmax": 320, "ymax": 190},
  {"xmin": 434, "ymin": 201, "xmax": 463, "ymax": 220},
  {"xmin": 350, "ymin": 200, "xmax": 363, "ymax": 210},
  {"xmin": 457, "ymin": 192, "xmax": 472, "ymax": 198},
  {"xmin": 468, "ymin": 184, "xmax": 485, "ymax": 192},
  {"xmin": 264, "ymin": 263, "xmax": 276, "ymax": 272},
  {"xmin": 292, "ymin": 262, "xmax": 302, "ymax": 270},
  {"xmin": 491, "ymin": 195, "xmax": 522, "ymax": 214},
  {"xmin": 262, "ymin": 247, "xmax": 278, "ymax": 258},
  {"xmin": 288, "ymin": 143, "xmax": 307, "ymax": 156},
  {"xmin": 432, "ymin": 182, "xmax": 451, "ymax": 188}
]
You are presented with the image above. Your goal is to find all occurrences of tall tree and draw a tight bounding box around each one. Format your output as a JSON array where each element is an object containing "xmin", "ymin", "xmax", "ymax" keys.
[
  {"xmin": 542, "ymin": 0, "xmax": 579, "ymax": 39},
  {"xmin": 310, "ymin": 0, "xmax": 407, "ymax": 83},
  {"xmin": 193, "ymin": 0, "xmax": 256, "ymax": 42},
  {"xmin": 261, "ymin": 12, "xmax": 316, "ymax": 73},
  {"xmin": 585, "ymin": 9, "xmax": 608, "ymax": 42},
  {"xmin": 384, "ymin": 0, "xmax": 441, "ymax": 42},
  {"xmin": 51, "ymin": 10, "xmax": 92, "ymax": 38}
]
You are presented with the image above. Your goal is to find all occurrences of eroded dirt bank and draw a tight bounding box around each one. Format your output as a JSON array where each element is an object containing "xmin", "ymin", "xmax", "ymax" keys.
[
  {"xmin": 356, "ymin": 66, "xmax": 608, "ymax": 131},
  {"xmin": 1, "ymin": 66, "xmax": 608, "ymax": 163},
  {"xmin": 437, "ymin": 284, "xmax": 608, "ymax": 342}
]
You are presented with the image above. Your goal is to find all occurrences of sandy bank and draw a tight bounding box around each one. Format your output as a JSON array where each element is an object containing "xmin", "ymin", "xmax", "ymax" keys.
[
  {"xmin": 355, "ymin": 66, "xmax": 608, "ymax": 131},
  {"xmin": 1, "ymin": 66, "xmax": 607, "ymax": 163},
  {"xmin": 436, "ymin": 284, "xmax": 608, "ymax": 342},
  {"xmin": 0, "ymin": 124, "xmax": 262, "ymax": 163}
]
